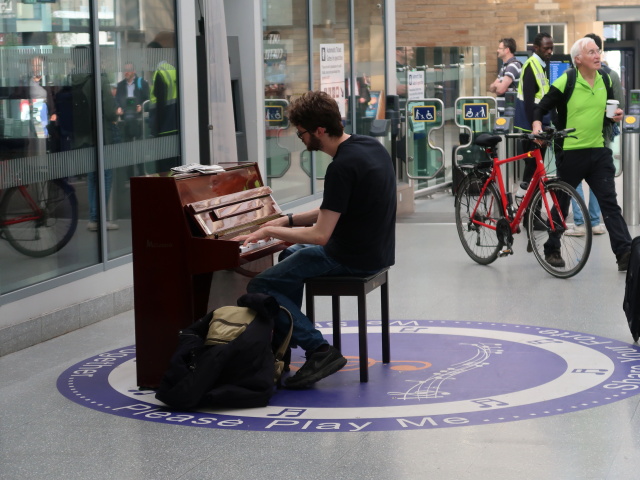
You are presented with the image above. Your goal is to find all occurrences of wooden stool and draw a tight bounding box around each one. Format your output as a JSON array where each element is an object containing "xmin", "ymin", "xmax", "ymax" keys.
[{"xmin": 304, "ymin": 267, "xmax": 390, "ymax": 382}]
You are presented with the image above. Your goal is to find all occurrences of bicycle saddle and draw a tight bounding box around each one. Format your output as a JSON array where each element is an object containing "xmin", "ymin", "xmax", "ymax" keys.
[{"xmin": 474, "ymin": 134, "xmax": 502, "ymax": 148}]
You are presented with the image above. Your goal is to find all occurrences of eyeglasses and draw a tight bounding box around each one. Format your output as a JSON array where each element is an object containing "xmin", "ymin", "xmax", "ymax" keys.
[
  {"xmin": 584, "ymin": 49, "xmax": 601, "ymax": 57},
  {"xmin": 296, "ymin": 129, "xmax": 309, "ymax": 139}
]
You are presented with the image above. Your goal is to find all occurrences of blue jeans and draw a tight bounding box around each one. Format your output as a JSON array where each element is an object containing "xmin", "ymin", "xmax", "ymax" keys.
[
  {"xmin": 87, "ymin": 170, "xmax": 113, "ymax": 223},
  {"xmin": 571, "ymin": 182, "xmax": 601, "ymax": 227},
  {"xmin": 247, "ymin": 244, "xmax": 380, "ymax": 353}
]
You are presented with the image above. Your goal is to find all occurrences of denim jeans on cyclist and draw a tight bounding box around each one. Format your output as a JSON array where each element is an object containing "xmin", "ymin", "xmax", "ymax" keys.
[
  {"xmin": 247, "ymin": 244, "xmax": 380, "ymax": 353},
  {"xmin": 545, "ymin": 147, "xmax": 631, "ymax": 257},
  {"xmin": 571, "ymin": 182, "xmax": 601, "ymax": 227}
]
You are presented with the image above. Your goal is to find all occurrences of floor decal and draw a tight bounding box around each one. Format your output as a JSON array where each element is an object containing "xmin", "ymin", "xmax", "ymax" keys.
[{"xmin": 57, "ymin": 320, "xmax": 640, "ymax": 432}]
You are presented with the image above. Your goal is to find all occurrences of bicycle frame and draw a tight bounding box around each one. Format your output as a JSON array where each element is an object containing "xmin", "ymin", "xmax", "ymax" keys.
[
  {"xmin": 0, "ymin": 185, "xmax": 43, "ymax": 227},
  {"xmin": 471, "ymin": 145, "xmax": 567, "ymax": 234}
]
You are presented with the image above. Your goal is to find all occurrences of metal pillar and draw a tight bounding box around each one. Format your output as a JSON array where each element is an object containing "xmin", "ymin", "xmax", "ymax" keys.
[{"xmin": 623, "ymin": 128, "xmax": 640, "ymax": 225}]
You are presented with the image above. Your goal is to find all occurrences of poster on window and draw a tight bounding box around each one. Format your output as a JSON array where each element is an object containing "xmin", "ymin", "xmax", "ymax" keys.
[
  {"xmin": 407, "ymin": 70, "xmax": 425, "ymax": 101},
  {"xmin": 319, "ymin": 43, "xmax": 346, "ymax": 118}
]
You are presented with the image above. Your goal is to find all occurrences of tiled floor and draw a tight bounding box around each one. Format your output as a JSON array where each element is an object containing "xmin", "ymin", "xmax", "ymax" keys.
[{"xmin": 2, "ymin": 190, "xmax": 640, "ymax": 480}]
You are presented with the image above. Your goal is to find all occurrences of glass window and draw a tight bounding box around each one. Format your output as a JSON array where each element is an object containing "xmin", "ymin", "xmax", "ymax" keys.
[
  {"xmin": 312, "ymin": 0, "xmax": 351, "ymax": 189},
  {"xmin": 353, "ymin": 0, "xmax": 385, "ymax": 138},
  {"xmin": 0, "ymin": 0, "xmax": 181, "ymax": 295},
  {"xmin": 525, "ymin": 24, "xmax": 566, "ymax": 54},
  {"xmin": 100, "ymin": 1, "xmax": 181, "ymax": 260},
  {"xmin": 0, "ymin": 1, "xmax": 100, "ymax": 294},
  {"xmin": 262, "ymin": 0, "xmax": 312, "ymax": 204}
]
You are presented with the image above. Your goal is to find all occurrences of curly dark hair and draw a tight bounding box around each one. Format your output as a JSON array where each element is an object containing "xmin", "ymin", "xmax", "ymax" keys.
[
  {"xmin": 287, "ymin": 91, "xmax": 344, "ymax": 137},
  {"xmin": 533, "ymin": 32, "xmax": 552, "ymax": 47}
]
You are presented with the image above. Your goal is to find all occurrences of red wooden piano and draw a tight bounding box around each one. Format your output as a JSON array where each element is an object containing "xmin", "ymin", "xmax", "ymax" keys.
[{"xmin": 131, "ymin": 163, "xmax": 287, "ymax": 388}]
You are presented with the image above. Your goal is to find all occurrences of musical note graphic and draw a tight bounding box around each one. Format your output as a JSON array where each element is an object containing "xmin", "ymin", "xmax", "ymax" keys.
[{"xmin": 388, "ymin": 343, "xmax": 503, "ymax": 401}]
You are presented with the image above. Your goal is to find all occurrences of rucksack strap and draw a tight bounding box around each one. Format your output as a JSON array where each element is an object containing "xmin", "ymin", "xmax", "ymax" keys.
[
  {"xmin": 564, "ymin": 67, "xmax": 613, "ymax": 102},
  {"xmin": 275, "ymin": 306, "xmax": 294, "ymax": 361}
]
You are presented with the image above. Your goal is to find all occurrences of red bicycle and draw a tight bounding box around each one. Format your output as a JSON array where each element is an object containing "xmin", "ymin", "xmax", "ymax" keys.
[
  {"xmin": 454, "ymin": 128, "xmax": 591, "ymax": 278},
  {"xmin": 0, "ymin": 178, "xmax": 78, "ymax": 257}
]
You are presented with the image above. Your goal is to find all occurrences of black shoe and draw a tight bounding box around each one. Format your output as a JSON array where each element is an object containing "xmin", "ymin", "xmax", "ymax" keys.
[
  {"xmin": 545, "ymin": 251, "xmax": 565, "ymax": 268},
  {"xmin": 617, "ymin": 250, "xmax": 631, "ymax": 272},
  {"xmin": 284, "ymin": 345, "xmax": 347, "ymax": 389}
]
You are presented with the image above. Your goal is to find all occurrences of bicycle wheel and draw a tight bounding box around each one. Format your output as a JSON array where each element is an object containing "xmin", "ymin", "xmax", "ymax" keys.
[
  {"xmin": 455, "ymin": 175, "xmax": 503, "ymax": 265},
  {"xmin": 0, "ymin": 179, "xmax": 79, "ymax": 258},
  {"xmin": 527, "ymin": 180, "xmax": 591, "ymax": 278}
]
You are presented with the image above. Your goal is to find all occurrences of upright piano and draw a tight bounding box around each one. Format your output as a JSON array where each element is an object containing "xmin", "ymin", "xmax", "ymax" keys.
[{"xmin": 131, "ymin": 163, "xmax": 287, "ymax": 389}]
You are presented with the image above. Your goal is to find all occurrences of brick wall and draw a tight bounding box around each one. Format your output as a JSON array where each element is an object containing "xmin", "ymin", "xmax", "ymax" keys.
[{"xmin": 396, "ymin": 0, "xmax": 638, "ymax": 86}]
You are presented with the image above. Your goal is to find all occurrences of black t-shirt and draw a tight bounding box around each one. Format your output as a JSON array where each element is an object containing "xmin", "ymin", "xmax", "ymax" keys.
[{"xmin": 320, "ymin": 134, "xmax": 396, "ymax": 270}]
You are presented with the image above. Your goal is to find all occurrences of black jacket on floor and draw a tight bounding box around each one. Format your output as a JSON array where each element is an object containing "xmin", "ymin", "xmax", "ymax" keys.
[{"xmin": 155, "ymin": 293, "xmax": 280, "ymax": 410}]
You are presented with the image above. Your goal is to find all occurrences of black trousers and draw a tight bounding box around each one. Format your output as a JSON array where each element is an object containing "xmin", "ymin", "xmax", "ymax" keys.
[
  {"xmin": 520, "ymin": 139, "xmax": 547, "ymax": 185},
  {"xmin": 545, "ymin": 147, "xmax": 632, "ymax": 257}
]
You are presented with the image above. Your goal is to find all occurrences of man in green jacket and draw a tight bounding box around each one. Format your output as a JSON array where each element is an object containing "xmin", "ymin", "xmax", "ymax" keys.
[{"xmin": 532, "ymin": 37, "xmax": 631, "ymax": 271}]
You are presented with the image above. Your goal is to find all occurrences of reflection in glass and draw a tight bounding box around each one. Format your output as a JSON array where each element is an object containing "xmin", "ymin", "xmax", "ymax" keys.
[
  {"xmin": 0, "ymin": 0, "xmax": 181, "ymax": 295},
  {"xmin": 312, "ymin": 0, "xmax": 351, "ymax": 189},
  {"xmin": 101, "ymin": 16, "xmax": 181, "ymax": 259},
  {"xmin": 0, "ymin": 1, "xmax": 101, "ymax": 295},
  {"xmin": 354, "ymin": 0, "xmax": 385, "ymax": 139},
  {"xmin": 262, "ymin": 0, "xmax": 312, "ymax": 204}
]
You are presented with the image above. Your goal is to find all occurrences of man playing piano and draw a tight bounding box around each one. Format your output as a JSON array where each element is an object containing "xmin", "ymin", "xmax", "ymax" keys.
[{"xmin": 236, "ymin": 90, "xmax": 396, "ymax": 389}]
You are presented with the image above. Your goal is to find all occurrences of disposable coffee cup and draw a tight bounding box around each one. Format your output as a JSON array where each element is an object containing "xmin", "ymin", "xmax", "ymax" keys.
[{"xmin": 606, "ymin": 99, "xmax": 620, "ymax": 118}]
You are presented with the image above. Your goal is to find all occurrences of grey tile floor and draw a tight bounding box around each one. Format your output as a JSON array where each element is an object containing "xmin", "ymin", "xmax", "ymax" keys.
[{"xmin": 2, "ymin": 190, "xmax": 640, "ymax": 480}]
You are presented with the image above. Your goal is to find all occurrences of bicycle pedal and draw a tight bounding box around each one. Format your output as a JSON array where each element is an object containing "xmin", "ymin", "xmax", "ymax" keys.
[{"xmin": 499, "ymin": 248, "xmax": 514, "ymax": 257}]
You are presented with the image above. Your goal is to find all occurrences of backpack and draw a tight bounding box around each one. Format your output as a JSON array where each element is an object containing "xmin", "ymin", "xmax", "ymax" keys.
[
  {"xmin": 155, "ymin": 293, "xmax": 293, "ymax": 410},
  {"xmin": 562, "ymin": 67, "xmax": 613, "ymax": 104},
  {"xmin": 623, "ymin": 236, "xmax": 640, "ymax": 342},
  {"xmin": 558, "ymin": 67, "xmax": 615, "ymax": 141}
]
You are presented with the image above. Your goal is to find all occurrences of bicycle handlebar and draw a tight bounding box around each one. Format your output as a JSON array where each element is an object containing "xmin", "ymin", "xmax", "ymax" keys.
[{"xmin": 506, "ymin": 128, "xmax": 577, "ymax": 143}]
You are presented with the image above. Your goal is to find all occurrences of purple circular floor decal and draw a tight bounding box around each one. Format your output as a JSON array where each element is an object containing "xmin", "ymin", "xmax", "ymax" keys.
[{"xmin": 57, "ymin": 320, "xmax": 640, "ymax": 432}]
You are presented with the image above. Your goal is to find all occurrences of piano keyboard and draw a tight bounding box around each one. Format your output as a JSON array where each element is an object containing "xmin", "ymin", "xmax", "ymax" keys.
[{"xmin": 239, "ymin": 238, "xmax": 283, "ymax": 255}]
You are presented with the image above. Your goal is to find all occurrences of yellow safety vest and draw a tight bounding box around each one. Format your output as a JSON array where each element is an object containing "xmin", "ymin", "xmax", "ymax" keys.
[
  {"xmin": 516, "ymin": 56, "xmax": 549, "ymax": 104},
  {"xmin": 150, "ymin": 61, "xmax": 178, "ymax": 106},
  {"xmin": 514, "ymin": 56, "xmax": 549, "ymax": 132},
  {"xmin": 150, "ymin": 61, "xmax": 178, "ymax": 135}
]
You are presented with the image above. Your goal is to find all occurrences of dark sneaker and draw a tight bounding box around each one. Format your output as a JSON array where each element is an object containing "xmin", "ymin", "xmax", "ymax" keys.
[
  {"xmin": 545, "ymin": 251, "xmax": 565, "ymax": 268},
  {"xmin": 284, "ymin": 346, "xmax": 347, "ymax": 389},
  {"xmin": 617, "ymin": 250, "xmax": 631, "ymax": 272}
]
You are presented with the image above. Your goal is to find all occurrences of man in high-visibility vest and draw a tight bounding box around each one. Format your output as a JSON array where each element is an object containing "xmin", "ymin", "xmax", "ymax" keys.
[
  {"xmin": 148, "ymin": 34, "xmax": 178, "ymax": 138},
  {"xmin": 514, "ymin": 32, "xmax": 554, "ymax": 189}
]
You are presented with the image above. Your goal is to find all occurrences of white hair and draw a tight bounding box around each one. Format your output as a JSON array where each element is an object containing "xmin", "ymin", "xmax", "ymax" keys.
[{"xmin": 570, "ymin": 37, "xmax": 596, "ymax": 65}]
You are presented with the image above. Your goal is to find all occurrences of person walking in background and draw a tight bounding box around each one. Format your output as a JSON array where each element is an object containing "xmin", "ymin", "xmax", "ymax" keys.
[
  {"xmin": 532, "ymin": 37, "xmax": 631, "ymax": 271},
  {"xmin": 565, "ymin": 33, "xmax": 625, "ymax": 237}
]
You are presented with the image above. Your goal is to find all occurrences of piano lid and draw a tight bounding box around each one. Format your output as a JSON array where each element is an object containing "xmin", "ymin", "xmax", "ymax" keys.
[{"xmin": 187, "ymin": 185, "xmax": 282, "ymax": 238}]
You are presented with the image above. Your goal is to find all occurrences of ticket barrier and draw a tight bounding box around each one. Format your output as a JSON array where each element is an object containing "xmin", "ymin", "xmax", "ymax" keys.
[
  {"xmin": 452, "ymin": 96, "xmax": 498, "ymax": 194},
  {"xmin": 404, "ymin": 98, "xmax": 445, "ymax": 184}
]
